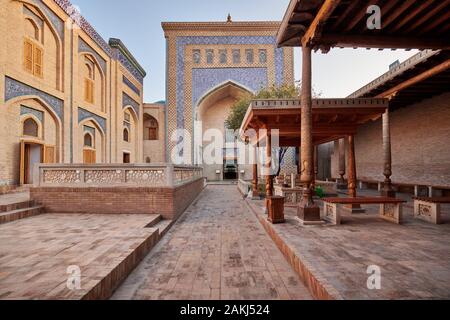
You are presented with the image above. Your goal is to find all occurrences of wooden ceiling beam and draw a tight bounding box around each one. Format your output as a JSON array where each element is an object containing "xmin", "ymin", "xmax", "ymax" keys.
[
  {"xmin": 381, "ymin": 0, "xmax": 416, "ymax": 30},
  {"xmin": 418, "ymin": 9, "xmax": 450, "ymax": 35},
  {"xmin": 375, "ymin": 59, "xmax": 450, "ymax": 98},
  {"xmin": 319, "ymin": 34, "xmax": 450, "ymax": 50},
  {"xmin": 343, "ymin": 0, "xmax": 381, "ymax": 32},
  {"xmin": 404, "ymin": 0, "xmax": 450, "ymax": 33},
  {"xmin": 389, "ymin": 0, "xmax": 435, "ymax": 32},
  {"xmin": 331, "ymin": 0, "xmax": 361, "ymax": 29},
  {"xmin": 302, "ymin": 0, "xmax": 341, "ymax": 47}
]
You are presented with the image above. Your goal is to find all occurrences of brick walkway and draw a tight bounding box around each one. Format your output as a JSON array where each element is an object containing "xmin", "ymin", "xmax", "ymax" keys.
[{"xmin": 112, "ymin": 185, "xmax": 312, "ymax": 300}]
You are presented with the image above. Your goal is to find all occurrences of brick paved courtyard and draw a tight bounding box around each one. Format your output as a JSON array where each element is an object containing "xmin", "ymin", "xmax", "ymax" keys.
[
  {"xmin": 247, "ymin": 190, "xmax": 450, "ymax": 300},
  {"xmin": 0, "ymin": 213, "xmax": 161, "ymax": 299},
  {"xmin": 112, "ymin": 185, "xmax": 312, "ymax": 300}
]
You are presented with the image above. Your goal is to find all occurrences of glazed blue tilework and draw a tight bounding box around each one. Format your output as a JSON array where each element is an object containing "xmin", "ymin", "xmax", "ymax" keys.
[
  {"xmin": 79, "ymin": 37, "xmax": 107, "ymax": 75},
  {"xmin": 123, "ymin": 75, "xmax": 140, "ymax": 96},
  {"xmin": 5, "ymin": 77, "xmax": 64, "ymax": 120},
  {"xmin": 122, "ymin": 92, "xmax": 140, "ymax": 117},
  {"xmin": 20, "ymin": 105, "xmax": 44, "ymax": 122},
  {"xmin": 32, "ymin": 0, "xmax": 64, "ymax": 42},
  {"xmin": 176, "ymin": 36, "xmax": 284, "ymax": 130},
  {"xmin": 78, "ymin": 107, "xmax": 106, "ymax": 132},
  {"xmin": 115, "ymin": 49, "xmax": 144, "ymax": 84},
  {"xmin": 192, "ymin": 68, "xmax": 267, "ymax": 107},
  {"xmin": 83, "ymin": 125, "xmax": 95, "ymax": 136}
]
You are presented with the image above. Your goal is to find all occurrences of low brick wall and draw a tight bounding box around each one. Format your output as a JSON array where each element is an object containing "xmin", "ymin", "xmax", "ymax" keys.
[{"xmin": 30, "ymin": 178, "xmax": 204, "ymax": 220}]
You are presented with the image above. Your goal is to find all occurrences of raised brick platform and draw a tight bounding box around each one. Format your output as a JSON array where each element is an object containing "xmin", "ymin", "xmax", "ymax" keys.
[
  {"xmin": 30, "ymin": 178, "xmax": 204, "ymax": 220},
  {"xmin": 0, "ymin": 213, "xmax": 169, "ymax": 299}
]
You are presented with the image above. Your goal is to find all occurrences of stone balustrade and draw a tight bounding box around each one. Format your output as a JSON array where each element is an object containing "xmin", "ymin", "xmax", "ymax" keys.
[{"xmin": 33, "ymin": 163, "xmax": 203, "ymax": 188}]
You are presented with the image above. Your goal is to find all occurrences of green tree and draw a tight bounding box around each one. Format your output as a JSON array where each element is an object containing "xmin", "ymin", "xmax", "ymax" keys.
[{"xmin": 225, "ymin": 83, "xmax": 300, "ymax": 131}]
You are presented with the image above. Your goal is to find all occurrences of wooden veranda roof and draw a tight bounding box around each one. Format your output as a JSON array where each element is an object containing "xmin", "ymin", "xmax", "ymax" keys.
[
  {"xmin": 239, "ymin": 98, "xmax": 388, "ymax": 146},
  {"xmin": 277, "ymin": 0, "xmax": 450, "ymax": 50},
  {"xmin": 348, "ymin": 49, "xmax": 450, "ymax": 109}
]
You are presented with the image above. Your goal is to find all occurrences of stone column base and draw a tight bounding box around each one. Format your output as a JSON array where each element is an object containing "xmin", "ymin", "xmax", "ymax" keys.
[{"xmin": 297, "ymin": 205, "xmax": 324, "ymax": 225}]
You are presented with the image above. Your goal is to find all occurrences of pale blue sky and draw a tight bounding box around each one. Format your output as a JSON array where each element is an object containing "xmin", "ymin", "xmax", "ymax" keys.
[{"xmin": 72, "ymin": 0, "xmax": 417, "ymax": 102}]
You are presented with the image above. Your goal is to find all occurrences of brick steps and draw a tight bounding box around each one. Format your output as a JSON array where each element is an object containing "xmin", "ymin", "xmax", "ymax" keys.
[
  {"xmin": 0, "ymin": 200, "xmax": 36, "ymax": 213},
  {"xmin": 154, "ymin": 219, "xmax": 173, "ymax": 238},
  {"xmin": 0, "ymin": 205, "xmax": 44, "ymax": 225}
]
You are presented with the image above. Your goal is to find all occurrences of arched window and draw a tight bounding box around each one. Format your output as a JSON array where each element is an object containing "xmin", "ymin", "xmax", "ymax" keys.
[
  {"xmin": 25, "ymin": 18, "xmax": 39, "ymax": 41},
  {"xmin": 23, "ymin": 118, "xmax": 39, "ymax": 137},
  {"xmin": 84, "ymin": 133, "xmax": 93, "ymax": 147},
  {"xmin": 123, "ymin": 128, "xmax": 129, "ymax": 142},
  {"xmin": 145, "ymin": 157, "xmax": 151, "ymax": 163},
  {"xmin": 84, "ymin": 58, "xmax": 95, "ymax": 104},
  {"xmin": 144, "ymin": 115, "xmax": 158, "ymax": 140}
]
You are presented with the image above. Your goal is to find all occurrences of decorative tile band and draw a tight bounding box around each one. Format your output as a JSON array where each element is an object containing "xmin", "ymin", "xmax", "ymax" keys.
[
  {"xmin": 123, "ymin": 75, "xmax": 140, "ymax": 96},
  {"xmin": 53, "ymin": 0, "xmax": 146, "ymax": 84},
  {"xmin": 176, "ymin": 36, "xmax": 284, "ymax": 130},
  {"xmin": 122, "ymin": 92, "xmax": 140, "ymax": 117},
  {"xmin": 78, "ymin": 107, "xmax": 106, "ymax": 132},
  {"xmin": 192, "ymin": 67, "xmax": 268, "ymax": 108},
  {"xmin": 5, "ymin": 76, "xmax": 64, "ymax": 120},
  {"xmin": 83, "ymin": 125, "xmax": 95, "ymax": 136},
  {"xmin": 32, "ymin": 0, "xmax": 64, "ymax": 41},
  {"xmin": 113, "ymin": 46, "xmax": 144, "ymax": 84},
  {"xmin": 20, "ymin": 105, "xmax": 44, "ymax": 122},
  {"xmin": 78, "ymin": 37, "xmax": 107, "ymax": 75},
  {"xmin": 53, "ymin": 0, "xmax": 112, "ymax": 56}
]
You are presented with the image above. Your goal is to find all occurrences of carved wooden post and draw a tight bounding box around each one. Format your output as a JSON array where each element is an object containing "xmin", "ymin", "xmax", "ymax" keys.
[
  {"xmin": 381, "ymin": 109, "xmax": 395, "ymax": 197},
  {"xmin": 347, "ymin": 135, "xmax": 364, "ymax": 213},
  {"xmin": 347, "ymin": 135, "xmax": 357, "ymax": 198},
  {"xmin": 337, "ymin": 138, "xmax": 347, "ymax": 189},
  {"xmin": 312, "ymin": 145, "xmax": 318, "ymax": 190},
  {"xmin": 251, "ymin": 142, "xmax": 259, "ymax": 199},
  {"xmin": 265, "ymin": 132, "xmax": 273, "ymax": 211},
  {"xmin": 297, "ymin": 45, "xmax": 320, "ymax": 223}
]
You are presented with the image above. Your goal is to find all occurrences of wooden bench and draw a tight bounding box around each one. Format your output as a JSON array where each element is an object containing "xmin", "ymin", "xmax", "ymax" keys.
[
  {"xmin": 413, "ymin": 197, "xmax": 450, "ymax": 224},
  {"xmin": 322, "ymin": 197, "xmax": 406, "ymax": 225}
]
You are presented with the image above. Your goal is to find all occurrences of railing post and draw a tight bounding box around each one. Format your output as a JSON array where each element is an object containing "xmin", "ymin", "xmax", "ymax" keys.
[{"xmin": 166, "ymin": 164, "xmax": 174, "ymax": 187}]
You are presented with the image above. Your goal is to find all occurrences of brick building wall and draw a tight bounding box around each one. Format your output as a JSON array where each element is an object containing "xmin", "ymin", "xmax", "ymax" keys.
[
  {"xmin": 143, "ymin": 103, "xmax": 166, "ymax": 163},
  {"xmin": 0, "ymin": 0, "xmax": 145, "ymax": 187},
  {"xmin": 329, "ymin": 93, "xmax": 450, "ymax": 188},
  {"xmin": 30, "ymin": 177, "xmax": 204, "ymax": 220}
]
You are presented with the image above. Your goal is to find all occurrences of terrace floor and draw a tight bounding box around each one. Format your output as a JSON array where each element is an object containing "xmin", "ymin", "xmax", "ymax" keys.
[
  {"xmin": 112, "ymin": 185, "xmax": 312, "ymax": 300},
  {"xmin": 247, "ymin": 189, "xmax": 450, "ymax": 299},
  {"xmin": 0, "ymin": 213, "xmax": 160, "ymax": 299}
]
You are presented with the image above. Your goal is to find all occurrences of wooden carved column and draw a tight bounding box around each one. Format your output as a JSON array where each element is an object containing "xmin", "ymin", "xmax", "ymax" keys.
[
  {"xmin": 337, "ymin": 138, "xmax": 347, "ymax": 189},
  {"xmin": 347, "ymin": 135, "xmax": 363, "ymax": 212},
  {"xmin": 312, "ymin": 145, "xmax": 318, "ymax": 190},
  {"xmin": 251, "ymin": 142, "xmax": 259, "ymax": 199},
  {"xmin": 381, "ymin": 109, "xmax": 395, "ymax": 197},
  {"xmin": 265, "ymin": 132, "xmax": 273, "ymax": 210},
  {"xmin": 297, "ymin": 45, "xmax": 320, "ymax": 223},
  {"xmin": 347, "ymin": 135, "xmax": 357, "ymax": 198}
]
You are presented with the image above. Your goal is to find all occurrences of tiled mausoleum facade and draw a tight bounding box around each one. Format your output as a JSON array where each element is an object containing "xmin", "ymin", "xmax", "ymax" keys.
[
  {"xmin": 162, "ymin": 21, "xmax": 296, "ymax": 180},
  {"xmin": 0, "ymin": 0, "xmax": 146, "ymax": 188}
]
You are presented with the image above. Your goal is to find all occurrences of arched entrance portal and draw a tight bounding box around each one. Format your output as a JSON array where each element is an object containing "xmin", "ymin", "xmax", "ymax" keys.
[{"xmin": 195, "ymin": 81, "xmax": 253, "ymax": 181}]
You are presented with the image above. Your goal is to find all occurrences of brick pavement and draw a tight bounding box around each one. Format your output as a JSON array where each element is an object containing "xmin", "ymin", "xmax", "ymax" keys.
[{"xmin": 112, "ymin": 185, "xmax": 312, "ymax": 300}]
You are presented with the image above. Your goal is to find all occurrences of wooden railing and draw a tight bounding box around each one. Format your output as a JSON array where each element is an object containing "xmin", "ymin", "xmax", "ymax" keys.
[{"xmin": 33, "ymin": 163, "xmax": 203, "ymax": 188}]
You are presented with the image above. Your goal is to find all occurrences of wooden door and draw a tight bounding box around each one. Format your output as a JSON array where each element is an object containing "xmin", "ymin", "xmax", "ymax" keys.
[
  {"xmin": 83, "ymin": 149, "xmax": 96, "ymax": 164},
  {"xmin": 20, "ymin": 141, "xmax": 26, "ymax": 185}
]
